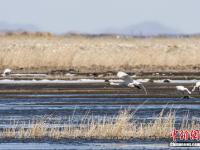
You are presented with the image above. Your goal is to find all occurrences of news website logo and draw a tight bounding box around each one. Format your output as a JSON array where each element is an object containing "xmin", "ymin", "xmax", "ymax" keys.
[{"xmin": 170, "ymin": 129, "xmax": 200, "ymax": 147}]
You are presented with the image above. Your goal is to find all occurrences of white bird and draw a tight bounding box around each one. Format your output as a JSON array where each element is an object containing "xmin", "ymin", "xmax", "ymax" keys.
[
  {"xmin": 192, "ymin": 81, "xmax": 200, "ymax": 93},
  {"xmin": 176, "ymin": 86, "xmax": 191, "ymax": 98},
  {"xmin": 109, "ymin": 71, "xmax": 147, "ymax": 95},
  {"xmin": 2, "ymin": 69, "xmax": 12, "ymax": 77}
]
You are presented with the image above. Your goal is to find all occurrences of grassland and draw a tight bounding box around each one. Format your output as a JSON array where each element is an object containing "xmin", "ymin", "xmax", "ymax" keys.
[
  {"xmin": 0, "ymin": 110, "xmax": 198, "ymax": 140},
  {"xmin": 1, "ymin": 33, "xmax": 200, "ymax": 73}
]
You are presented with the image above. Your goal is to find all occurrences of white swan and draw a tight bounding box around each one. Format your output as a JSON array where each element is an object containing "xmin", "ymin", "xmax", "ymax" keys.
[
  {"xmin": 176, "ymin": 86, "xmax": 191, "ymax": 98},
  {"xmin": 109, "ymin": 71, "xmax": 147, "ymax": 95},
  {"xmin": 192, "ymin": 81, "xmax": 200, "ymax": 93},
  {"xmin": 2, "ymin": 69, "xmax": 12, "ymax": 77}
]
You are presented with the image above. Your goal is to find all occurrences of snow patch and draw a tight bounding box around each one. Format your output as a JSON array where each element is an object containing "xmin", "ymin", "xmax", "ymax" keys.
[{"xmin": 0, "ymin": 79, "xmax": 105, "ymax": 84}]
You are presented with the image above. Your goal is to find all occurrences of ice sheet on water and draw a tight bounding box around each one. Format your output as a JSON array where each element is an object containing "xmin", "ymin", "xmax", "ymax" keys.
[
  {"xmin": 0, "ymin": 79, "xmax": 105, "ymax": 84},
  {"xmin": 0, "ymin": 142, "xmax": 170, "ymax": 150},
  {"xmin": 109, "ymin": 79, "xmax": 150, "ymax": 83},
  {"xmin": 154, "ymin": 79, "xmax": 199, "ymax": 83}
]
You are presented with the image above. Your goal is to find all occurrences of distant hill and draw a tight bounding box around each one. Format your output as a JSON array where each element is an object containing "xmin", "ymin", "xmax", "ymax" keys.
[
  {"xmin": 0, "ymin": 21, "xmax": 181, "ymax": 36},
  {"xmin": 0, "ymin": 21, "xmax": 39, "ymax": 32},
  {"xmin": 104, "ymin": 22, "xmax": 181, "ymax": 36}
]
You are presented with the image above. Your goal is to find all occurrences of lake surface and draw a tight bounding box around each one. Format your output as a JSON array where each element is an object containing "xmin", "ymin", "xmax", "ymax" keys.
[
  {"xmin": 0, "ymin": 141, "xmax": 196, "ymax": 150},
  {"xmin": 0, "ymin": 93, "xmax": 199, "ymax": 149}
]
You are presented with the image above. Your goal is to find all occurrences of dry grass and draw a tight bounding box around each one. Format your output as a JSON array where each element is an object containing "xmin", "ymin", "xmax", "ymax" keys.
[
  {"xmin": 0, "ymin": 110, "xmax": 199, "ymax": 140},
  {"xmin": 1, "ymin": 34, "xmax": 200, "ymax": 72}
]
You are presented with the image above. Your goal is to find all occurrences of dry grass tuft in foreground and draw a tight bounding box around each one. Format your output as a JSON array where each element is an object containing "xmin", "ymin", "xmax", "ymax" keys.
[{"xmin": 1, "ymin": 110, "xmax": 199, "ymax": 140}]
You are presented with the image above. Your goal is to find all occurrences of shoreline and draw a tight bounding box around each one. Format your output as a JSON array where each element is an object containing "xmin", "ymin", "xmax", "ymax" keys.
[{"xmin": 0, "ymin": 82, "xmax": 198, "ymax": 98}]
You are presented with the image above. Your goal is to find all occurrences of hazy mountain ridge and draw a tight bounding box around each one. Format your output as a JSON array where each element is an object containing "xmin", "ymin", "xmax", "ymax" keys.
[
  {"xmin": 103, "ymin": 22, "xmax": 181, "ymax": 36},
  {"xmin": 0, "ymin": 21, "xmax": 39, "ymax": 32},
  {"xmin": 0, "ymin": 21, "xmax": 181, "ymax": 36}
]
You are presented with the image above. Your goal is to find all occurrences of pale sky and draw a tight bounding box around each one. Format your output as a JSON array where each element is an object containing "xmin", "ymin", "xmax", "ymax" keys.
[{"xmin": 0, "ymin": 0, "xmax": 200, "ymax": 34}]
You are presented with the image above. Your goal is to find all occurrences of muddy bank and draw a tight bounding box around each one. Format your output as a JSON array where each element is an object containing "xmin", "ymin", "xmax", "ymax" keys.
[{"xmin": 0, "ymin": 82, "xmax": 199, "ymax": 98}]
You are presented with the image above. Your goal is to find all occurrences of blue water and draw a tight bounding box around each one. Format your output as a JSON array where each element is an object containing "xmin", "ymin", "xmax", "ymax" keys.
[
  {"xmin": 0, "ymin": 94, "xmax": 198, "ymax": 126},
  {"xmin": 0, "ymin": 142, "xmax": 196, "ymax": 150},
  {"xmin": 0, "ymin": 94, "xmax": 199, "ymax": 149}
]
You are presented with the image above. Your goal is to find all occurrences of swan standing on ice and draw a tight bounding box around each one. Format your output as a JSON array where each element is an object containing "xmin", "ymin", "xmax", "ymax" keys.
[
  {"xmin": 176, "ymin": 86, "xmax": 191, "ymax": 98},
  {"xmin": 192, "ymin": 81, "xmax": 200, "ymax": 93},
  {"xmin": 1, "ymin": 69, "xmax": 12, "ymax": 77},
  {"xmin": 109, "ymin": 71, "xmax": 147, "ymax": 95}
]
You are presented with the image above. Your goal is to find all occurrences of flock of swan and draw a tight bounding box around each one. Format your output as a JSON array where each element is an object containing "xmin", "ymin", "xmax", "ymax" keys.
[
  {"xmin": 109, "ymin": 71, "xmax": 200, "ymax": 98},
  {"xmin": 1, "ymin": 69, "xmax": 200, "ymax": 98}
]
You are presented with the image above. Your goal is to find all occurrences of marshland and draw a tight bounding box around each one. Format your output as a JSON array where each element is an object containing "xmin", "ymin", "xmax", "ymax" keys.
[
  {"xmin": 1, "ymin": 33, "xmax": 200, "ymax": 73},
  {"xmin": 1, "ymin": 34, "xmax": 200, "ymax": 149},
  {"xmin": 1, "ymin": 0, "xmax": 200, "ymax": 149}
]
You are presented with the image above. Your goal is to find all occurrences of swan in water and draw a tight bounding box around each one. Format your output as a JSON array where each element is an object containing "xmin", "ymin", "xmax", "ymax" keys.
[{"xmin": 109, "ymin": 71, "xmax": 147, "ymax": 95}]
